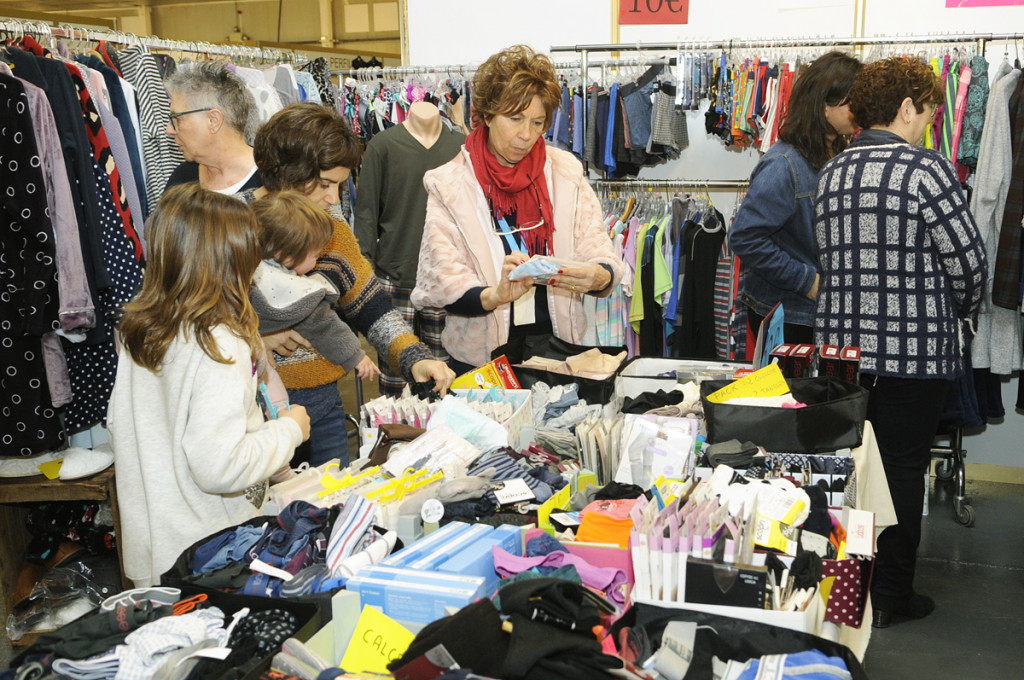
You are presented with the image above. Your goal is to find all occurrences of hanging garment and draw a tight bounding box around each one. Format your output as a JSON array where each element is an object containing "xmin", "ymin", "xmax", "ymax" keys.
[
  {"xmin": 957, "ymin": 55, "xmax": 990, "ymax": 169},
  {"xmin": 117, "ymin": 44, "xmax": 183, "ymax": 213},
  {"xmin": 673, "ymin": 209, "xmax": 727, "ymax": 359},
  {"xmin": 76, "ymin": 53, "xmax": 149, "ymax": 217},
  {"xmin": 714, "ymin": 240, "xmax": 742, "ymax": 361},
  {"xmin": 299, "ymin": 57, "xmax": 337, "ymax": 108},
  {"xmin": 969, "ymin": 63, "xmax": 1021, "ymax": 375},
  {"xmin": 989, "ymin": 75, "xmax": 1024, "ymax": 311},
  {"xmin": 0, "ymin": 72, "xmax": 66, "ymax": 456},
  {"xmin": 5, "ymin": 44, "xmax": 110, "ymax": 344},
  {"xmin": 638, "ymin": 219, "xmax": 664, "ymax": 357}
]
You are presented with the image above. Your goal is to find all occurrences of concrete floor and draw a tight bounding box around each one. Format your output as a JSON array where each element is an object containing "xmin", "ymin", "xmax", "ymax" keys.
[{"xmin": 862, "ymin": 476, "xmax": 1024, "ymax": 680}]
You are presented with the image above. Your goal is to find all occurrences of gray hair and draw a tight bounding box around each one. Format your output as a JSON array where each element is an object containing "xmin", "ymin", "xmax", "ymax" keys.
[{"xmin": 164, "ymin": 61, "xmax": 257, "ymax": 141}]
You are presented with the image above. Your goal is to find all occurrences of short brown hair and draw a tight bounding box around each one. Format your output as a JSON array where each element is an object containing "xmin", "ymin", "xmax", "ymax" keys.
[
  {"xmin": 253, "ymin": 102, "xmax": 363, "ymax": 193},
  {"xmin": 471, "ymin": 45, "xmax": 562, "ymax": 129},
  {"xmin": 253, "ymin": 190, "xmax": 334, "ymax": 266},
  {"xmin": 849, "ymin": 56, "xmax": 944, "ymax": 130}
]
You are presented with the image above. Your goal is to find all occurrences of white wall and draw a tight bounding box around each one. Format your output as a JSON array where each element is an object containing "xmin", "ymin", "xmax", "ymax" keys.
[
  {"xmin": 407, "ymin": 0, "xmax": 1024, "ymax": 468},
  {"xmin": 406, "ymin": 0, "xmax": 612, "ymax": 65}
]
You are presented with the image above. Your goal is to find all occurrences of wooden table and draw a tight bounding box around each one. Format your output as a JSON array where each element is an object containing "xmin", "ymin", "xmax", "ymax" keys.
[{"xmin": 0, "ymin": 466, "xmax": 128, "ymax": 632}]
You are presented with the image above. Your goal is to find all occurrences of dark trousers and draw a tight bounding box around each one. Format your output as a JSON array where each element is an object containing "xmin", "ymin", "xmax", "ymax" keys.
[{"xmin": 861, "ymin": 373, "xmax": 950, "ymax": 607}]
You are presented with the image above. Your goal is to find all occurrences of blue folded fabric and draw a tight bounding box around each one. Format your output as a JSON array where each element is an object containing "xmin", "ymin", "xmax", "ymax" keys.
[
  {"xmin": 526, "ymin": 533, "xmax": 569, "ymax": 557},
  {"xmin": 192, "ymin": 525, "xmax": 265, "ymax": 574}
]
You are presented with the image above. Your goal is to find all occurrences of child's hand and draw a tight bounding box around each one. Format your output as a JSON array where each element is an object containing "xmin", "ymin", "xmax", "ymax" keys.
[
  {"xmin": 279, "ymin": 404, "xmax": 311, "ymax": 441},
  {"xmin": 354, "ymin": 355, "xmax": 381, "ymax": 380}
]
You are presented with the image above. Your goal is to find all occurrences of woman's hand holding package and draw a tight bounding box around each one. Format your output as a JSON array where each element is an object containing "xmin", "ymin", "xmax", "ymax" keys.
[
  {"xmin": 548, "ymin": 262, "xmax": 612, "ymax": 296},
  {"xmin": 411, "ymin": 359, "xmax": 456, "ymax": 396},
  {"xmin": 482, "ymin": 252, "xmax": 534, "ymax": 310}
]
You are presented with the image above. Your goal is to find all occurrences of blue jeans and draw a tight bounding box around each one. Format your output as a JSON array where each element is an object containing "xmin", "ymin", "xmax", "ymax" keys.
[{"xmin": 287, "ymin": 382, "xmax": 350, "ymax": 467}]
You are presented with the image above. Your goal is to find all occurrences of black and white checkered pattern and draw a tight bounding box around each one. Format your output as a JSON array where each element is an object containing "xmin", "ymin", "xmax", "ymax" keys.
[{"xmin": 812, "ymin": 131, "xmax": 987, "ymax": 379}]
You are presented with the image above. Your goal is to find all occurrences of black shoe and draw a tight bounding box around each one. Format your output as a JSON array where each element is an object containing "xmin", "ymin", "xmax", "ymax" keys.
[
  {"xmin": 872, "ymin": 609, "xmax": 893, "ymax": 628},
  {"xmin": 896, "ymin": 593, "xmax": 935, "ymax": 618},
  {"xmin": 872, "ymin": 593, "xmax": 935, "ymax": 628}
]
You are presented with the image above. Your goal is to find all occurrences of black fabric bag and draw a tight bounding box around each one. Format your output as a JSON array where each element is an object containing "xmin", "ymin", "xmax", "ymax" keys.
[
  {"xmin": 492, "ymin": 336, "xmax": 625, "ymax": 405},
  {"xmin": 700, "ymin": 376, "xmax": 869, "ymax": 453},
  {"xmin": 160, "ymin": 512, "xmax": 403, "ymax": 623},
  {"xmin": 611, "ymin": 602, "xmax": 869, "ymax": 680}
]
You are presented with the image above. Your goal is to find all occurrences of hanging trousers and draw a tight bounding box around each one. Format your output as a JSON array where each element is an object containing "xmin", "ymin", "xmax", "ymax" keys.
[{"xmin": 861, "ymin": 373, "xmax": 950, "ymax": 607}]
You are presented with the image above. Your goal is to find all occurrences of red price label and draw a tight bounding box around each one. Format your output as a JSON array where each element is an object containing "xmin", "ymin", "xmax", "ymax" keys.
[{"xmin": 619, "ymin": 0, "xmax": 689, "ymax": 25}]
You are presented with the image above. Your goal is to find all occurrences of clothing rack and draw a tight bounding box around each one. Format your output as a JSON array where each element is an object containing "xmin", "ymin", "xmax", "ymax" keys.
[
  {"xmin": 332, "ymin": 60, "xmax": 592, "ymax": 79},
  {"xmin": 550, "ymin": 33, "xmax": 1024, "ymax": 55},
  {"xmin": 333, "ymin": 58, "xmax": 672, "ymax": 80},
  {"xmin": 592, "ymin": 179, "xmax": 749, "ymax": 190},
  {"xmin": 553, "ymin": 33, "xmax": 1024, "ymax": 172},
  {"xmin": 0, "ymin": 16, "xmax": 308, "ymax": 65}
]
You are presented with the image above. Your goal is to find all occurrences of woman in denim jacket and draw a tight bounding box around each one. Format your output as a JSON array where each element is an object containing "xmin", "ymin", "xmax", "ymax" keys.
[{"xmin": 729, "ymin": 51, "xmax": 862, "ymax": 345}]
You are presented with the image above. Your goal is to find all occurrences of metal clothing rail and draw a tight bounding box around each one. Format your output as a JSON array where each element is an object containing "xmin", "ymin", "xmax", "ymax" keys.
[
  {"xmin": 333, "ymin": 59, "xmax": 590, "ymax": 78},
  {"xmin": 592, "ymin": 179, "xmax": 749, "ymax": 190},
  {"xmin": 0, "ymin": 16, "xmax": 308, "ymax": 65},
  {"xmin": 556, "ymin": 32, "xmax": 1024, "ymax": 175},
  {"xmin": 550, "ymin": 32, "xmax": 1024, "ymax": 54}
]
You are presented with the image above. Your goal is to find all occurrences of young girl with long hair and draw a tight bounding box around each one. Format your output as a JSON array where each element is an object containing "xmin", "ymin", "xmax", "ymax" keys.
[{"xmin": 108, "ymin": 184, "xmax": 310, "ymax": 587}]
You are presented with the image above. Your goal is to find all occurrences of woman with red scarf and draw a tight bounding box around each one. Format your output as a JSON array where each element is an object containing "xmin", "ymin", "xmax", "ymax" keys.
[{"xmin": 411, "ymin": 45, "xmax": 624, "ymax": 374}]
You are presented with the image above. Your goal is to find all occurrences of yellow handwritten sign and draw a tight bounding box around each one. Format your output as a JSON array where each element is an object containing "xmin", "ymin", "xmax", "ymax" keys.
[
  {"xmin": 704, "ymin": 363, "xmax": 790, "ymax": 404},
  {"xmin": 340, "ymin": 604, "xmax": 415, "ymax": 674}
]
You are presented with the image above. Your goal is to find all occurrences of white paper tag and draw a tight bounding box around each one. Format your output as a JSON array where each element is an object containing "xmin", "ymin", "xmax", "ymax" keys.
[
  {"xmin": 492, "ymin": 478, "xmax": 536, "ymax": 505},
  {"xmin": 192, "ymin": 648, "xmax": 233, "ymax": 661},
  {"xmin": 512, "ymin": 287, "xmax": 536, "ymax": 326},
  {"xmin": 421, "ymin": 498, "xmax": 445, "ymax": 523}
]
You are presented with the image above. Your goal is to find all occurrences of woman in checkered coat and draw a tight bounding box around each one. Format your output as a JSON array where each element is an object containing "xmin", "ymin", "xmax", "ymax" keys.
[{"xmin": 813, "ymin": 57, "xmax": 987, "ymax": 629}]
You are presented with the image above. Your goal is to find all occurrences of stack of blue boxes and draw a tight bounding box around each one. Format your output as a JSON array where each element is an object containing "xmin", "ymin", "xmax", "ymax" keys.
[{"xmin": 346, "ymin": 521, "xmax": 523, "ymax": 625}]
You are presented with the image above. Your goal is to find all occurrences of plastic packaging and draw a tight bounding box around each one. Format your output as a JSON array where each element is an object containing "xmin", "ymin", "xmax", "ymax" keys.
[{"xmin": 5, "ymin": 564, "xmax": 106, "ymax": 640}]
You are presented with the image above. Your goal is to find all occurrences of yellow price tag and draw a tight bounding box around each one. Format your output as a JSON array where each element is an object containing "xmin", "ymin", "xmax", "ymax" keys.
[
  {"xmin": 38, "ymin": 459, "xmax": 64, "ymax": 480},
  {"xmin": 339, "ymin": 605, "xmax": 415, "ymax": 674},
  {"xmin": 704, "ymin": 363, "xmax": 789, "ymax": 404}
]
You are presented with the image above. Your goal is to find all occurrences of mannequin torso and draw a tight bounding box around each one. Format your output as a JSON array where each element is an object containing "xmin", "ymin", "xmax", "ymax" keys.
[{"xmin": 404, "ymin": 101, "xmax": 443, "ymax": 149}]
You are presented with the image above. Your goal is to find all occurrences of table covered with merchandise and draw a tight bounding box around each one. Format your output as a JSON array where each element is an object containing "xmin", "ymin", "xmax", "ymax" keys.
[{"xmin": 3, "ymin": 353, "xmax": 890, "ymax": 680}]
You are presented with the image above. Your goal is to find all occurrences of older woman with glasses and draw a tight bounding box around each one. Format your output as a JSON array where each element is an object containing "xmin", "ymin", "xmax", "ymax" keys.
[
  {"xmin": 813, "ymin": 56, "xmax": 987, "ymax": 629},
  {"xmin": 164, "ymin": 61, "xmax": 262, "ymax": 194},
  {"xmin": 411, "ymin": 45, "xmax": 624, "ymax": 374}
]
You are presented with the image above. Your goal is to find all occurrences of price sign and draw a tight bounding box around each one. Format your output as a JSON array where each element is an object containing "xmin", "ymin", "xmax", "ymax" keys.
[{"xmin": 619, "ymin": 0, "xmax": 689, "ymax": 25}]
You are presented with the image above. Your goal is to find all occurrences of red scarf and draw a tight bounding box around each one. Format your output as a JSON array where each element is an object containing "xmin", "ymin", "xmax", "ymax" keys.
[{"xmin": 466, "ymin": 125, "xmax": 555, "ymax": 256}]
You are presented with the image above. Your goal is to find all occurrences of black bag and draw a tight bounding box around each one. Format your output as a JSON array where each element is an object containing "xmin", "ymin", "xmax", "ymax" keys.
[
  {"xmin": 160, "ymin": 512, "xmax": 402, "ymax": 623},
  {"xmin": 492, "ymin": 336, "xmax": 625, "ymax": 405},
  {"xmin": 611, "ymin": 602, "xmax": 869, "ymax": 680},
  {"xmin": 700, "ymin": 376, "xmax": 869, "ymax": 453}
]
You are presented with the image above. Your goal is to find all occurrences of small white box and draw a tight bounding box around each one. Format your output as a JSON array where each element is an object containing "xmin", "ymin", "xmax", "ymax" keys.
[{"xmin": 842, "ymin": 507, "xmax": 875, "ymax": 557}]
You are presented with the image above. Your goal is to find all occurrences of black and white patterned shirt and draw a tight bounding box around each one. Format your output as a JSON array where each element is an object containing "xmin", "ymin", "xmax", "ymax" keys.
[{"xmin": 813, "ymin": 129, "xmax": 987, "ymax": 379}]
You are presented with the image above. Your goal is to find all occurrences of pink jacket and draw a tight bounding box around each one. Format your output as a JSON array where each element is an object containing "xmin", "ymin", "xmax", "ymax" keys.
[{"xmin": 411, "ymin": 145, "xmax": 624, "ymax": 367}]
